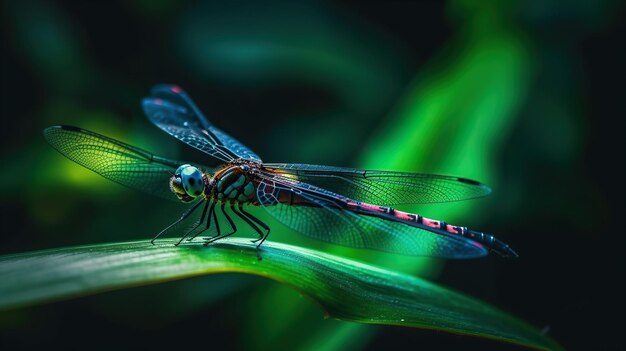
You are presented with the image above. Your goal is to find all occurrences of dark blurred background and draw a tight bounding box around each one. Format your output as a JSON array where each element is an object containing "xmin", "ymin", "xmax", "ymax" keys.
[{"xmin": 1, "ymin": 0, "xmax": 624, "ymax": 350}]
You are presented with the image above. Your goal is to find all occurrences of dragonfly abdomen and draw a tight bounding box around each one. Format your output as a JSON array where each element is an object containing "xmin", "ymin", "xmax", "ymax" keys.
[{"xmin": 349, "ymin": 201, "xmax": 518, "ymax": 258}]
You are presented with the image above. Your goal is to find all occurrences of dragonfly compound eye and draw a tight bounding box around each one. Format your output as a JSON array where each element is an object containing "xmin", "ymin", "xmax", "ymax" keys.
[{"xmin": 179, "ymin": 165, "xmax": 204, "ymax": 198}]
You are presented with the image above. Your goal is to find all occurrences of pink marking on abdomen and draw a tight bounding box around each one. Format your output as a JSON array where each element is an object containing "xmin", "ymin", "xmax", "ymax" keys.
[
  {"xmin": 359, "ymin": 203, "xmax": 382, "ymax": 212},
  {"xmin": 422, "ymin": 217, "xmax": 440, "ymax": 228},
  {"xmin": 392, "ymin": 210, "xmax": 414, "ymax": 221},
  {"xmin": 355, "ymin": 201, "xmax": 469, "ymax": 237},
  {"xmin": 445, "ymin": 224, "xmax": 465, "ymax": 235}
]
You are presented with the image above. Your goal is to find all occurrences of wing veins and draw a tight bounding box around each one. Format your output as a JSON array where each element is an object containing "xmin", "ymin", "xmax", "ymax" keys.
[
  {"xmin": 262, "ymin": 163, "xmax": 491, "ymax": 205},
  {"xmin": 44, "ymin": 125, "xmax": 196, "ymax": 202}
]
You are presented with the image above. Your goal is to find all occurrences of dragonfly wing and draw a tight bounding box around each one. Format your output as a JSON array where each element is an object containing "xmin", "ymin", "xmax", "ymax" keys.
[
  {"xmin": 44, "ymin": 125, "xmax": 201, "ymax": 202},
  {"xmin": 255, "ymin": 175, "xmax": 487, "ymax": 258},
  {"xmin": 145, "ymin": 84, "xmax": 263, "ymax": 163},
  {"xmin": 207, "ymin": 126, "xmax": 263, "ymax": 163},
  {"xmin": 142, "ymin": 98, "xmax": 235, "ymax": 163},
  {"xmin": 262, "ymin": 163, "xmax": 491, "ymax": 205}
]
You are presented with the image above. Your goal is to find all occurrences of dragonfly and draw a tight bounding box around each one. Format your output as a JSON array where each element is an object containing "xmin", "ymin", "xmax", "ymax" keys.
[{"xmin": 44, "ymin": 84, "xmax": 518, "ymax": 259}]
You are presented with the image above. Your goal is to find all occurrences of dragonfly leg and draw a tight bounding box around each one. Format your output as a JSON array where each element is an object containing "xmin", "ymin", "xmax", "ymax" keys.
[
  {"xmin": 151, "ymin": 200, "xmax": 203, "ymax": 245},
  {"xmin": 204, "ymin": 202, "xmax": 237, "ymax": 246},
  {"xmin": 210, "ymin": 201, "xmax": 221, "ymax": 238},
  {"xmin": 239, "ymin": 203, "xmax": 270, "ymax": 247},
  {"xmin": 187, "ymin": 200, "xmax": 217, "ymax": 242},
  {"xmin": 175, "ymin": 201, "xmax": 209, "ymax": 246},
  {"xmin": 231, "ymin": 202, "xmax": 264, "ymax": 243}
]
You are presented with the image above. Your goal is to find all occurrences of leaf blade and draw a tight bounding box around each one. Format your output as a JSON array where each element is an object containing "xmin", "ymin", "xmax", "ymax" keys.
[{"xmin": 0, "ymin": 239, "xmax": 560, "ymax": 350}]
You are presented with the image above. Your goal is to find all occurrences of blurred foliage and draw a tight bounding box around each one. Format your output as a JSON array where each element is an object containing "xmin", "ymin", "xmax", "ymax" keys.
[
  {"xmin": 0, "ymin": 239, "xmax": 561, "ymax": 350},
  {"xmin": 1, "ymin": 0, "xmax": 623, "ymax": 350}
]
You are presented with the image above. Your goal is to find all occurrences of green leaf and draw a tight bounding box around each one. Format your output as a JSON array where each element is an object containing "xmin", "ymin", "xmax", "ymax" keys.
[{"xmin": 0, "ymin": 239, "xmax": 560, "ymax": 350}]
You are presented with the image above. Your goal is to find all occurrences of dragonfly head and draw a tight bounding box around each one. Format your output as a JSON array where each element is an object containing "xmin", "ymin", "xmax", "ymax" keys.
[{"xmin": 170, "ymin": 164, "xmax": 206, "ymax": 202}]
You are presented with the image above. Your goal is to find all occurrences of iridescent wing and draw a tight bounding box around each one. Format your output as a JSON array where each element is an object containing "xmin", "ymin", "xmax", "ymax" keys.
[
  {"xmin": 262, "ymin": 163, "xmax": 491, "ymax": 205},
  {"xmin": 255, "ymin": 172, "xmax": 488, "ymax": 258},
  {"xmin": 44, "ymin": 125, "xmax": 199, "ymax": 202},
  {"xmin": 142, "ymin": 84, "xmax": 263, "ymax": 163}
]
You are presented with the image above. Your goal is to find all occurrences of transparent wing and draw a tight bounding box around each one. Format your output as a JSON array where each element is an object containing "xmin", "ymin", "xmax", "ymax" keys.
[
  {"xmin": 143, "ymin": 84, "xmax": 263, "ymax": 163},
  {"xmin": 44, "ymin": 125, "xmax": 195, "ymax": 202},
  {"xmin": 255, "ymin": 174, "xmax": 488, "ymax": 258},
  {"xmin": 262, "ymin": 163, "xmax": 491, "ymax": 205},
  {"xmin": 142, "ymin": 98, "xmax": 235, "ymax": 163}
]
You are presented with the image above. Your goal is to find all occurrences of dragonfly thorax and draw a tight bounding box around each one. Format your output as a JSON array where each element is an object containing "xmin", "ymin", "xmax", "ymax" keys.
[
  {"xmin": 169, "ymin": 164, "xmax": 210, "ymax": 202},
  {"xmin": 212, "ymin": 164, "xmax": 257, "ymax": 203}
]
